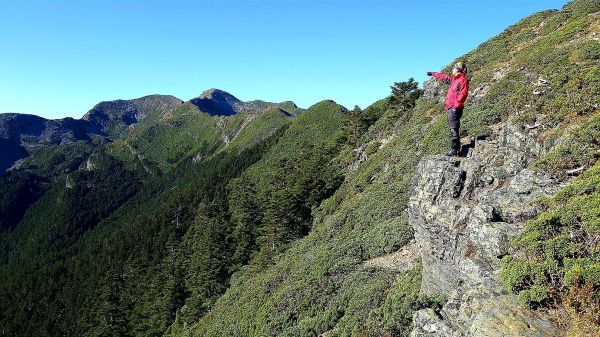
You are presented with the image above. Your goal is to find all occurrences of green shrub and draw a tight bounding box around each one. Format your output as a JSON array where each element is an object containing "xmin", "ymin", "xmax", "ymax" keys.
[
  {"xmin": 565, "ymin": 0, "xmax": 600, "ymax": 17},
  {"xmin": 533, "ymin": 114, "xmax": 600, "ymax": 178},
  {"xmin": 501, "ymin": 158, "xmax": 600, "ymax": 332},
  {"xmin": 518, "ymin": 285, "xmax": 550, "ymax": 308}
]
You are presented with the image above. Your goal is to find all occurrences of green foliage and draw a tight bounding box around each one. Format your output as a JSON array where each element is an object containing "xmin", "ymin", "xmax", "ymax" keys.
[
  {"xmin": 227, "ymin": 177, "xmax": 261, "ymax": 272},
  {"xmin": 565, "ymin": 0, "xmax": 600, "ymax": 16},
  {"xmin": 0, "ymin": 100, "xmax": 352, "ymax": 337},
  {"xmin": 389, "ymin": 78, "xmax": 423, "ymax": 114},
  {"xmin": 343, "ymin": 105, "xmax": 370, "ymax": 146},
  {"xmin": 534, "ymin": 113, "xmax": 600, "ymax": 178},
  {"xmin": 501, "ymin": 160, "xmax": 600, "ymax": 319},
  {"xmin": 187, "ymin": 88, "xmax": 451, "ymax": 336},
  {"xmin": 110, "ymin": 102, "xmax": 284, "ymax": 173},
  {"xmin": 0, "ymin": 122, "xmax": 288, "ymax": 337},
  {"xmin": 16, "ymin": 140, "xmax": 99, "ymax": 177},
  {"xmin": 0, "ymin": 171, "xmax": 47, "ymax": 230},
  {"xmin": 0, "ymin": 150, "xmax": 144, "ymax": 336},
  {"xmin": 181, "ymin": 204, "xmax": 230, "ymax": 324},
  {"xmin": 518, "ymin": 285, "xmax": 550, "ymax": 308},
  {"xmin": 362, "ymin": 98, "xmax": 390, "ymax": 127},
  {"xmin": 226, "ymin": 108, "xmax": 292, "ymax": 152},
  {"xmin": 229, "ymin": 101, "xmax": 348, "ymax": 267},
  {"xmin": 363, "ymin": 265, "xmax": 445, "ymax": 337}
]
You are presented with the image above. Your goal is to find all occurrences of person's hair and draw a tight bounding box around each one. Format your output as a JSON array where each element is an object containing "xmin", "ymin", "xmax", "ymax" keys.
[{"xmin": 453, "ymin": 62, "xmax": 467, "ymax": 73}]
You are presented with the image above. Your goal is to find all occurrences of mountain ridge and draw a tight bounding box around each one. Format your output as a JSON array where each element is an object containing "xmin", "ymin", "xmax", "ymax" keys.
[{"xmin": 0, "ymin": 89, "xmax": 303, "ymax": 176}]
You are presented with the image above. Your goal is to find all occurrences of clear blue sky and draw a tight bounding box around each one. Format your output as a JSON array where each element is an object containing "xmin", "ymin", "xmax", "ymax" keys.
[{"xmin": 0, "ymin": 0, "xmax": 569, "ymax": 119}]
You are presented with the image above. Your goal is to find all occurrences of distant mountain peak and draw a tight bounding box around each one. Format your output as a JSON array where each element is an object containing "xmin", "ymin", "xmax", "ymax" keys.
[
  {"xmin": 82, "ymin": 95, "xmax": 182, "ymax": 137},
  {"xmin": 190, "ymin": 89, "xmax": 245, "ymax": 116},
  {"xmin": 198, "ymin": 88, "xmax": 241, "ymax": 102},
  {"xmin": 188, "ymin": 88, "xmax": 304, "ymax": 117},
  {"xmin": 191, "ymin": 88, "xmax": 303, "ymax": 117}
]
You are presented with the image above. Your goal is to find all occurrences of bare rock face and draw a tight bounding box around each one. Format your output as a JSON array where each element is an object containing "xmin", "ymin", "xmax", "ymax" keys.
[
  {"xmin": 422, "ymin": 78, "xmax": 447, "ymax": 105},
  {"xmin": 408, "ymin": 121, "xmax": 565, "ymax": 337}
]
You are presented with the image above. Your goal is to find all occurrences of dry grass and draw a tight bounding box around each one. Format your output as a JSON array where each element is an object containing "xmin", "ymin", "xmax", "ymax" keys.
[{"xmin": 549, "ymin": 281, "xmax": 600, "ymax": 337}]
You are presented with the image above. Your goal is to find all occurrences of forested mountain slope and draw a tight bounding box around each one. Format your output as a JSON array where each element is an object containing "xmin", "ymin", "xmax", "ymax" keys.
[{"xmin": 184, "ymin": 1, "xmax": 600, "ymax": 336}]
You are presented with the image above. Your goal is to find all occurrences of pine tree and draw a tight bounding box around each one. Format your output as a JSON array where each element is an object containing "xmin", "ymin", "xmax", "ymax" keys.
[
  {"xmin": 227, "ymin": 177, "xmax": 261, "ymax": 273},
  {"xmin": 257, "ymin": 189, "xmax": 291, "ymax": 255},
  {"xmin": 389, "ymin": 78, "xmax": 423, "ymax": 111},
  {"xmin": 254, "ymin": 162, "xmax": 299, "ymax": 266},
  {"xmin": 182, "ymin": 203, "xmax": 229, "ymax": 324},
  {"xmin": 93, "ymin": 269, "xmax": 128, "ymax": 337},
  {"xmin": 162, "ymin": 231, "xmax": 187, "ymax": 325},
  {"xmin": 344, "ymin": 105, "xmax": 369, "ymax": 146}
]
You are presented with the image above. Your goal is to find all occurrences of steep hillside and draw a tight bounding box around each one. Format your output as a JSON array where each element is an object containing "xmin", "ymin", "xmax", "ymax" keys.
[
  {"xmin": 0, "ymin": 100, "xmax": 342, "ymax": 337},
  {"xmin": 0, "ymin": 89, "xmax": 301, "ymax": 234},
  {"xmin": 101, "ymin": 89, "xmax": 303, "ymax": 173},
  {"xmin": 185, "ymin": 87, "xmax": 447, "ymax": 337},
  {"xmin": 183, "ymin": 1, "xmax": 600, "ymax": 336}
]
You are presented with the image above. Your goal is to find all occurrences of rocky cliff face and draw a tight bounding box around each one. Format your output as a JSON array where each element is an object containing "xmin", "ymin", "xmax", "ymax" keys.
[{"xmin": 408, "ymin": 120, "xmax": 568, "ymax": 336}]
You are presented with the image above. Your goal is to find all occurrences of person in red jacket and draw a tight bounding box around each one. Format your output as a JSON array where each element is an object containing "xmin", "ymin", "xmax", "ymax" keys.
[{"xmin": 427, "ymin": 62, "xmax": 469, "ymax": 156}]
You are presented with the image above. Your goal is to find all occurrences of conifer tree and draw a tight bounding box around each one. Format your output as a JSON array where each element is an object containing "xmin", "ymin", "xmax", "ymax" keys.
[
  {"xmin": 227, "ymin": 177, "xmax": 261, "ymax": 272},
  {"xmin": 389, "ymin": 78, "xmax": 423, "ymax": 111},
  {"xmin": 182, "ymin": 203, "xmax": 229, "ymax": 323},
  {"xmin": 93, "ymin": 270, "xmax": 127, "ymax": 337},
  {"xmin": 344, "ymin": 105, "xmax": 369, "ymax": 146}
]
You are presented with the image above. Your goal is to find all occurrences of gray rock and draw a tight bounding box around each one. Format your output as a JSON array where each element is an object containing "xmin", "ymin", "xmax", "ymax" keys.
[
  {"xmin": 468, "ymin": 295, "xmax": 561, "ymax": 337},
  {"xmin": 409, "ymin": 120, "xmax": 563, "ymax": 336},
  {"xmin": 423, "ymin": 79, "xmax": 447, "ymax": 105},
  {"xmin": 411, "ymin": 309, "xmax": 453, "ymax": 337},
  {"xmin": 470, "ymin": 83, "xmax": 491, "ymax": 104}
]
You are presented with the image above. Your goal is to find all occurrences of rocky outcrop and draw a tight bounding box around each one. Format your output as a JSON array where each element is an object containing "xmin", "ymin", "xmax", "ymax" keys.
[
  {"xmin": 408, "ymin": 121, "xmax": 566, "ymax": 336},
  {"xmin": 422, "ymin": 79, "xmax": 447, "ymax": 105}
]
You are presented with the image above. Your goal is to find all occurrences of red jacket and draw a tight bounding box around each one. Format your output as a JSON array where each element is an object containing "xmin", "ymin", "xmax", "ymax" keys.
[{"xmin": 432, "ymin": 72, "xmax": 469, "ymax": 110}]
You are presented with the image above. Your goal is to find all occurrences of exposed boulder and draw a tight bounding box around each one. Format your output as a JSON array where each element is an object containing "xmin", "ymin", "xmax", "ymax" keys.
[
  {"xmin": 422, "ymin": 78, "xmax": 447, "ymax": 105},
  {"xmin": 408, "ymin": 120, "xmax": 566, "ymax": 336}
]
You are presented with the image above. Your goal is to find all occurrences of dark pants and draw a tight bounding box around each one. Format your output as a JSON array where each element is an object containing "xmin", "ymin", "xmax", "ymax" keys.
[{"xmin": 447, "ymin": 107, "xmax": 463, "ymax": 151}]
